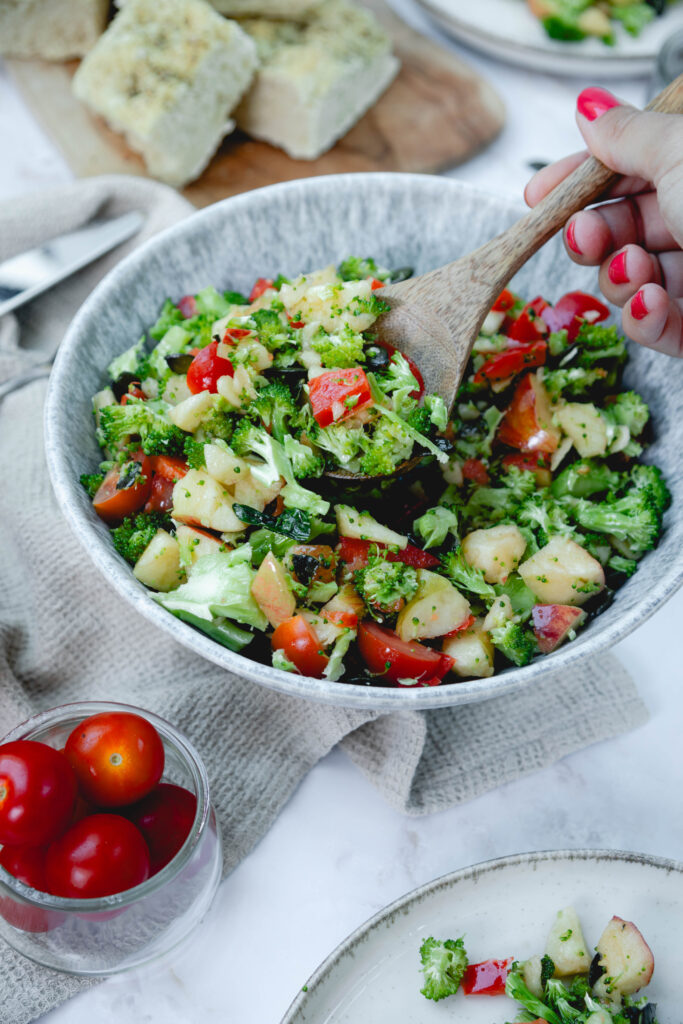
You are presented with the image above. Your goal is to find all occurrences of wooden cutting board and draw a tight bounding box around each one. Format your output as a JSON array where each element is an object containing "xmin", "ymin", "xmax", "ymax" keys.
[{"xmin": 7, "ymin": 0, "xmax": 505, "ymax": 208}]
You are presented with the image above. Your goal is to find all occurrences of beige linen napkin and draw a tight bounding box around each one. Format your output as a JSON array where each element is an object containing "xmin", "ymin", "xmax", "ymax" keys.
[{"xmin": 0, "ymin": 177, "xmax": 648, "ymax": 1024}]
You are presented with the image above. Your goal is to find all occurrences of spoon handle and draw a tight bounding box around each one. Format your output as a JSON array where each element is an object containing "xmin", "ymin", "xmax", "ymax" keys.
[{"xmin": 471, "ymin": 73, "xmax": 683, "ymax": 288}]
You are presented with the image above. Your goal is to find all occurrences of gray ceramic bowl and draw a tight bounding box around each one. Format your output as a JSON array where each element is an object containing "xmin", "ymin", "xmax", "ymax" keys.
[{"xmin": 45, "ymin": 173, "xmax": 683, "ymax": 710}]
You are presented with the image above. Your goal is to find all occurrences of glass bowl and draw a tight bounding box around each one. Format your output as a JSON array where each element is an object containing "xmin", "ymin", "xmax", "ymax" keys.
[{"xmin": 0, "ymin": 701, "xmax": 222, "ymax": 975}]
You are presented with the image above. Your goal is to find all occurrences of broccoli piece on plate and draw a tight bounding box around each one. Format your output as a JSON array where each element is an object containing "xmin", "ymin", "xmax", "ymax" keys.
[
  {"xmin": 419, "ymin": 936, "xmax": 469, "ymax": 1002},
  {"xmin": 611, "ymin": 3, "xmax": 655, "ymax": 36},
  {"xmin": 337, "ymin": 256, "xmax": 382, "ymax": 281},
  {"xmin": 516, "ymin": 491, "xmax": 576, "ymax": 546},
  {"xmin": 543, "ymin": 366, "xmax": 606, "ymax": 399},
  {"xmin": 250, "ymin": 380, "xmax": 299, "ymax": 442},
  {"xmin": 98, "ymin": 400, "xmax": 158, "ymax": 450},
  {"xmin": 183, "ymin": 437, "xmax": 206, "ymax": 470},
  {"xmin": 462, "ymin": 466, "xmax": 536, "ymax": 529},
  {"xmin": 551, "ymin": 460, "xmax": 620, "ymax": 500},
  {"xmin": 283, "ymin": 436, "xmax": 324, "ymax": 479},
  {"xmin": 355, "ymin": 558, "xmax": 418, "ymax": 619},
  {"xmin": 315, "ymin": 421, "xmax": 367, "ymax": 469},
  {"xmin": 251, "ymin": 308, "xmax": 291, "ymax": 351},
  {"xmin": 575, "ymin": 322, "xmax": 627, "ymax": 370},
  {"xmin": 310, "ymin": 323, "xmax": 366, "ymax": 369},
  {"xmin": 441, "ymin": 548, "xmax": 496, "ymax": 601},
  {"xmin": 360, "ymin": 417, "xmax": 414, "ymax": 477},
  {"xmin": 414, "ymin": 506, "xmax": 458, "ymax": 549},
  {"xmin": 569, "ymin": 489, "xmax": 664, "ymax": 558},
  {"xmin": 198, "ymin": 397, "xmax": 238, "ymax": 443},
  {"xmin": 111, "ymin": 512, "xmax": 172, "ymax": 565},
  {"xmin": 80, "ymin": 472, "xmax": 104, "ymax": 499},
  {"xmin": 404, "ymin": 405, "xmax": 433, "ymax": 436},
  {"xmin": 629, "ymin": 463, "xmax": 671, "ymax": 515},
  {"xmin": 490, "ymin": 621, "xmax": 537, "ymax": 666},
  {"xmin": 232, "ymin": 425, "xmax": 330, "ymax": 517},
  {"xmin": 608, "ymin": 554, "xmax": 638, "ymax": 578},
  {"xmin": 605, "ymin": 391, "xmax": 650, "ymax": 436},
  {"xmin": 505, "ymin": 965, "xmax": 561, "ymax": 1024},
  {"xmin": 141, "ymin": 423, "xmax": 188, "ymax": 458}
]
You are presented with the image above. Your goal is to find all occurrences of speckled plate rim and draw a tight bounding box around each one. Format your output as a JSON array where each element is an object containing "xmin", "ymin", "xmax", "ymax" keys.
[
  {"xmin": 44, "ymin": 172, "xmax": 683, "ymax": 711},
  {"xmin": 279, "ymin": 848, "xmax": 683, "ymax": 1023}
]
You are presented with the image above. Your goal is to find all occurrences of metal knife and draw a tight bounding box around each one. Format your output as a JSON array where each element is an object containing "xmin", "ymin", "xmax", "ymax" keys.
[{"xmin": 0, "ymin": 210, "xmax": 144, "ymax": 319}]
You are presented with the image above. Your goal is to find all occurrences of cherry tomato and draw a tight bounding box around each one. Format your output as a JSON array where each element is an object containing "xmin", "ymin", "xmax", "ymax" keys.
[
  {"xmin": 64, "ymin": 712, "xmax": 164, "ymax": 808},
  {"xmin": 125, "ymin": 784, "xmax": 197, "ymax": 874},
  {"xmin": 0, "ymin": 844, "xmax": 56, "ymax": 932},
  {"xmin": 148, "ymin": 455, "xmax": 188, "ymax": 481},
  {"xmin": 186, "ymin": 341, "xmax": 234, "ymax": 395},
  {"xmin": 46, "ymin": 814, "xmax": 150, "ymax": 899},
  {"xmin": 357, "ymin": 622, "xmax": 453, "ymax": 684},
  {"xmin": 336, "ymin": 537, "xmax": 440, "ymax": 574},
  {"xmin": 462, "ymin": 958, "xmax": 513, "ymax": 996},
  {"xmin": 222, "ymin": 327, "xmax": 253, "ymax": 343},
  {"xmin": 271, "ymin": 615, "xmax": 329, "ymax": 677},
  {"xmin": 92, "ymin": 451, "xmax": 152, "ymax": 524},
  {"xmin": 177, "ymin": 295, "xmax": 198, "ymax": 319},
  {"xmin": 144, "ymin": 474, "xmax": 175, "ymax": 514},
  {"xmin": 461, "ymin": 458, "xmax": 490, "ymax": 486},
  {"xmin": 308, "ymin": 368, "xmax": 373, "ymax": 427},
  {"xmin": 249, "ymin": 277, "xmax": 274, "ymax": 302},
  {"xmin": 0, "ymin": 741, "xmax": 77, "ymax": 847},
  {"xmin": 473, "ymin": 339, "xmax": 547, "ymax": 385}
]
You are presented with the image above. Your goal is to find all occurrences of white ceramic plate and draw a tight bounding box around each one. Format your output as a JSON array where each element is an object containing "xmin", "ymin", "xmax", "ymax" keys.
[
  {"xmin": 281, "ymin": 849, "xmax": 681, "ymax": 1022},
  {"xmin": 414, "ymin": 0, "xmax": 683, "ymax": 77}
]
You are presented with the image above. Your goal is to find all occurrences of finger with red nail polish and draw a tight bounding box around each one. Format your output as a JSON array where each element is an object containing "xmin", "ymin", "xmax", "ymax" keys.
[
  {"xmin": 621, "ymin": 283, "xmax": 683, "ymax": 357},
  {"xmin": 577, "ymin": 87, "xmax": 621, "ymax": 122},
  {"xmin": 608, "ymin": 251, "xmax": 629, "ymax": 285}
]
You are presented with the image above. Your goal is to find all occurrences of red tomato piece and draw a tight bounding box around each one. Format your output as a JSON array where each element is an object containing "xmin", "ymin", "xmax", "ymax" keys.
[
  {"xmin": 492, "ymin": 289, "xmax": 516, "ymax": 313},
  {"xmin": 443, "ymin": 613, "xmax": 476, "ymax": 638},
  {"xmin": 186, "ymin": 341, "xmax": 234, "ymax": 395},
  {"xmin": 506, "ymin": 310, "xmax": 548, "ymax": 343},
  {"xmin": 461, "ymin": 458, "xmax": 490, "ymax": 486},
  {"xmin": 369, "ymin": 277, "xmax": 384, "ymax": 290},
  {"xmin": 357, "ymin": 622, "xmax": 453, "ymax": 684},
  {"xmin": 287, "ymin": 316, "xmax": 305, "ymax": 329},
  {"xmin": 92, "ymin": 451, "xmax": 152, "ymax": 524},
  {"xmin": 497, "ymin": 374, "xmax": 560, "ymax": 455},
  {"xmin": 249, "ymin": 278, "xmax": 274, "ymax": 303},
  {"xmin": 177, "ymin": 295, "xmax": 198, "ymax": 319},
  {"xmin": 46, "ymin": 814, "xmax": 150, "ymax": 899},
  {"xmin": 222, "ymin": 328, "xmax": 252, "ymax": 343},
  {"xmin": 144, "ymin": 475, "xmax": 175, "ymax": 514},
  {"xmin": 125, "ymin": 783, "xmax": 197, "ymax": 875},
  {"xmin": 336, "ymin": 537, "xmax": 440, "ymax": 573},
  {"xmin": 271, "ymin": 615, "xmax": 329, "ymax": 678},
  {"xmin": 374, "ymin": 340, "xmax": 425, "ymax": 400},
  {"xmin": 308, "ymin": 368, "xmax": 373, "ymax": 428},
  {"xmin": 473, "ymin": 339, "xmax": 547, "ymax": 385},
  {"xmin": 120, "ymin": 385, "xmax": 146, "ymax": 406},
  {"xmin": 148, "ymin": 455, "xmax": 188, "ymax": 482},
  {"xmin": 541, "ymin": 290, "xmax": 610, "ymax": 341},
  {"xmin": 64, "ymin": 712, "xmax": 165, "ymax": 808},
  {"xmin": 0, "ymin": 741, "xmax": 77, "ymax": 847},
  {"xmin": 462, "ymin": 958, "xmax": 514, "ymax": 996}
]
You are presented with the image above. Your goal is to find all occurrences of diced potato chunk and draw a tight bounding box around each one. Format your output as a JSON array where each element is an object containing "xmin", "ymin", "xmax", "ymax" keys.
[
  {"xmin": 518, "ymin": 535, "xmax": 605, "ymax": 606},
  {"xmin": 173, "ymin": 522, "xmax": 226, "ymax": 567},
  {"xmin": 133, "ymin": 530, "xmax": 182, "ymax": 591},
  {"xmin": 396, "ymin": 569, "xmax": 470, "ymax": 642},
  {"xmin": 335, "ymin": 504, "xmax": 407, "ymax": 549},
  {"xmin": 462, "ymin": 524, "xmax": 527, "ymax": 584},
  {"xmin": 172, "ymin": 469, "xmax": 244, "ymax": 533},
  {"xmin": 216, "ymin": 365, "xmax": 257, "ymax": 408},
  {"xmin": 443, "ymin": 621, "xmax": 494, "ymax": 678},
  {"xmin": 523, "ymin": 955, "xmax": 544, "ymax": 998},
  {"xmin": 163, "ymin": 374, "xmax": 192, "ymax": 406},
  {"xmin": 251, "ymin": 552, "xmax": 296, "ymax": 628},
  {"xmin": 545, "ymin": 906, "xmax": 590, "ymax": 976},
  {"xmin": 483, "ymin": 594, "xmax": 514, "ymax": 631},
  {"xmin": 168, "ymin": 391, "xmax": 214, "ymax": 432},
  {"xmin": 556, "ymin": 403, "xmax": 607, "ymax": 458},
  {"xmin": 232, "ymin": 474, "xmax": 282, "ymax": 512},
  {"xmin": 203, "ymin": 442, "xmax": 252, "ymax": 487}
]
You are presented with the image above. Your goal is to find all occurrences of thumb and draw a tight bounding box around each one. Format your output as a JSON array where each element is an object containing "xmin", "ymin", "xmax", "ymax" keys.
[{"xmin": 575, "ymin": 87, "xmax": 683, "ymax": 189}]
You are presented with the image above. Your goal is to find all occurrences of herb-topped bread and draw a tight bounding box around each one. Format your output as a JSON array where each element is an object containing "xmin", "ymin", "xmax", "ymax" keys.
[
  {"xmin": 72, "ymin": 0, "xmax": 258, "ymax": 186},
  {"xmin": 0, "ymin": 0, "xmax": 109, "ymax": 59},
  {"xmin": 235, "ymin": 0, "xmax": 400, "ymax": 160}
]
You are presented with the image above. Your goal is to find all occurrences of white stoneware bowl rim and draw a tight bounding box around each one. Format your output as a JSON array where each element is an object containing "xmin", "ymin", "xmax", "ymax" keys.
[
  {"xmin": 44, "ymin": 172, "xmax": 683, "ymax": 710},
  {"xmin": 279, "ymin": 847, "xmax": 683, "ymax": 1023}
]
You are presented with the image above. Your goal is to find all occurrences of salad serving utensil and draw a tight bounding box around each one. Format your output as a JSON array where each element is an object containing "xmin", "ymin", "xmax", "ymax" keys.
[{"xmin": 326, "ymin": 74, "xmax": 683, "ymax": 482}]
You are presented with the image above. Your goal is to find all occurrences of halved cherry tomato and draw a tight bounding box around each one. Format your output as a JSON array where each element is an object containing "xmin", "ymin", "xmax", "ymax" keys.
[
  {"xmin": 222, "ymin": 327, "xmax": 252, "ymax": 343},
  {"xmin": 497, "ymin": 374, "xmax": 559, "ymax": 455},
  {"xmin": 271, "ymin": 615, "xmax": 329, "ymax": 678},
  {"xmin": 540, "ymin": 290, "xmax": 610, "ymax": 341},
  {"xmin": 120, "ymin": 385, "xmax": 146, "ymax": 405},
  {"xmin": 308, "ymin": 367, "xmax": 373, "ymax": 428},
  {"xmin": 92, "ymin": 451, "xmax": 152, "ymax": 524},
  {"xmin": 443, "ymin": 613, "xmax": 476, "ymax": 638},
  {"xmin": 473, "ymin": 339, "xmax": 547, "ymax": 385},
  {"xmin": 178, "ymin": 295, "xmax": 198, "ymax": 319},
  {"xmin": 187, "ymin": 341, "xmax": 234, "ymax": 394},
  {"xmin": 46, "ymin": 814, "xmax": 150, "ymax": 899},
  {"xmin": 358, "ymin": 622, "xmax": 453, "ymax": 684},
  {"xmin": 336, "ymin": 537, "xmax": 440, "ymax": 573},
  {"xmin": 374, "ymin": 340, "xmax": 425, "ymax": 400},
  {"xmin": 144, "ymin": 475, "xmax": 175, "ymax": 514},
  {"xmin": 65, "ymin": 712, "xmax": 164, "ymax": 808},
  {"xmin": 125, "ymin": 783, "xmax": 197, "ymax": 875},
  {"xmin": 369, "ymin": 278, "xmax": 385, "ymax": 290},
  {"xmin": 462, "ymin": 958, "xmax": 513, "ymax": 996},
  {"xmin": 0, "ymin": 741, "xmax": 77, "ymax": 847},
  {"xmin": 506, "ymin": 310, "xmax": 548, "ymax": 343},
  {"xmin": 249, "ymin": 277, "xmax": 274, "ymax": 303},
  {"xmin": 502, "ymin": 452, "xmax": 552, "ymax": 487},
  {"xmin": 492, "ymin": 289, "xmax": 516, "ymax": 313},
  {"xmin": 149, "ymin": 456, "xmax": 188, "ymax": 481},
  {"xmin": 461, "ymin": 458, "xmax": 490, "ymax": 486}
]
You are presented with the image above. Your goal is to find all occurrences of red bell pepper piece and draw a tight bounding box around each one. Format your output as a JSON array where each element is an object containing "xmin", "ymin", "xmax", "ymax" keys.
[
  {"xmin": 461, "ymin": 458, "xmax": 490, "ymax": 486},
  {"xmin": 506, "ymin": 310, "xmax": 548, "ymax": 343},
  {"xmin": 308, "ymin": 367, "xmax": 373, "ymax": 428},
  {"xmin": 462, "ymin": 958, "xmax": 514, "ymax": 996},
  {"xmin": 473, "ymin": 339, "xmax": 547, "ymax": 385},
  {"xmin": 443, "ymin": 613, "xmax": 476, "ymax": 638},
  {"xmin": 248, "ymin": 278, "xmax": 274, "ymax": 303},
  {"xmin": 120, "ymin": 385, "xmax": 146, "ymax": 405},
  {"xmin": 222, "ymin": 328, "xmax": 252, "ymax": 344},
  {"xmin": 337, "ymin": 537, "xmax": 440, "ymax": 573},
  {"xmin": 492, "ymin": 289, "xmax": 516, "ymax": 313},
  {"xmin": 369, "ymin": 278, "xmax": 385, "ymax": 290},
  {"xmin": 541, "ymin": 290, "xmax": 610, "ymax": 341}
]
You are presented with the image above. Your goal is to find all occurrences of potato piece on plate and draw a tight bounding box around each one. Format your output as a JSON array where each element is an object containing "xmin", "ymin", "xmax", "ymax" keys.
[
  {"xmin": 396, "ymin": 570, "xmax": 470, "ymax": 642},
  {"xmin": 519, "ymin": 536, "xmax": 605, "ymax": 606},
  {"xmin": 442, "ymin": 621, "xmax": 494, "ymax": 679},
  {"xmin": 544, "ymin": 906, "xmax": 590, "ymax": 976},
  {"xmin": 556, "ymin": 403, "xmax": 608, "ymax": 458},
  {"xmin": 133, "ymin": 530, "xmax": 183, "ymax": 591},
  {"xmin": 462, "ymin": 524, "xmax": 527, "ymax": 584},
  {"xmin": 172, "ymin": 469, "xmax": 244, "ymax": 534}
]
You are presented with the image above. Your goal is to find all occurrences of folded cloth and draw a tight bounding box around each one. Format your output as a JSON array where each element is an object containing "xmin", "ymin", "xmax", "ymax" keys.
[{"xmin": 0, "ymin": 177, "xmax": 648, "ymax": 1024}]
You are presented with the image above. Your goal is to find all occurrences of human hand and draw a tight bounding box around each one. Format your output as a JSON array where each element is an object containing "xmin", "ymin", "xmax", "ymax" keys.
[{"xmin": 525, "ymin": 86, "xmax": 683, "ymax": 357}]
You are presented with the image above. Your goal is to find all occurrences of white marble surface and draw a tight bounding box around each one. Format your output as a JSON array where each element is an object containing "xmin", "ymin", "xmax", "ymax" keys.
[{"xmin": 1, "ymin": 5, "xmax": 682, "ymax": 1021}]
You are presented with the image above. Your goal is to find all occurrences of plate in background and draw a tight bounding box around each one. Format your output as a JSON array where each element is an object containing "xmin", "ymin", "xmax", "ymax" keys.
[
  {"xmin": 281, "ymin": 849, "xmax": 681, "ymax": 1022},
  {"xmin": 414, "ymin": 0, "xmax": 683, "ymax": 77}
]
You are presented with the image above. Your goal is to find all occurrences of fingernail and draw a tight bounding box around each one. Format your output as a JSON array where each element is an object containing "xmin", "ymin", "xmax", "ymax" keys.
[
  {"xmin": 608, "ymin": 252, "xmax": 629, "ymax": 285},
  {"xmin": 577, "ymin": 86, "xmax": 620, "ymax": 121},
  {"xmin": 631, "ymin": 289, "xmax": 649, "ymax": 320},
  {"xmin": 566, "ymin": 220, "xmax": 582, "ymax": 255}
]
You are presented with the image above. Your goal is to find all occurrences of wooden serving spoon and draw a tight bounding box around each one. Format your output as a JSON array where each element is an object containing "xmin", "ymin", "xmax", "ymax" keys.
[{"xmin": 326, "ymin": 74, "xmax": 683, "ymax": 482}]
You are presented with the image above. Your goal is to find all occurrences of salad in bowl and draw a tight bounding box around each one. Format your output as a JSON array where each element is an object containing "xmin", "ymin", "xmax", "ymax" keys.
[{"xmin": 78, "ymin": 255, "xmax": 669, "ymax": 689}]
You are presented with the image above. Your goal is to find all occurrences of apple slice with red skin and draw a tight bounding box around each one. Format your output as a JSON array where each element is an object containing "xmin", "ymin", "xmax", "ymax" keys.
[
  {"xmin": 497, "ymin": 373, "xmax": 560, "ymax": 455},
  {"xmin": 531, "ymin": 604, "xmax": 586, "ymax": 654},
  {"xmin": 593, "ymin": 916, "xmax": 655, "ymax": 999}
]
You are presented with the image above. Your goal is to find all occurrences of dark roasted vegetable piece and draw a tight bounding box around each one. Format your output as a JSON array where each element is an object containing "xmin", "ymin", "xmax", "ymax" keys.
[
  {"xmin": 232, "ymin": 503, "xmax": 311, "ymax": 541},
  {"xmin": 165, "ymin": 352, "xmax": 194, "ymax": 374},
  {"xmin": 291, "ymin": 553, "xmax": 320, "ymax": 585},
  {"xmin": 111, "ymin": 372, "xmax": 142, "ymax": 402},
  {"xmin": 588, "ymin": 951, "xmax": 605, "ymax": 987}
]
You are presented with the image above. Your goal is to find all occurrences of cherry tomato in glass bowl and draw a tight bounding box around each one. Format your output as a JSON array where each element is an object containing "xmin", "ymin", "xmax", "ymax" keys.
[
  {"xmin": 0, "ymin": 844, "xmax": 55, "ymax": 933},
  {"xmin": 125, "ymin": 783, "xmax": 197, "ymax": 874},
  {"xmin": 0, "ymin": 740, "xmax": 77, "ymax": 847},
  {"xmin": 46, "ymin": 814, "xmax": 150, "ymax": 899},
  {"xmin": 64, "ymin": 712, "xmax": 164, "ymax": 808}
]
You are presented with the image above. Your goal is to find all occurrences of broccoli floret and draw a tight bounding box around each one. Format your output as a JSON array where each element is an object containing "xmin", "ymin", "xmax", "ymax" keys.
[
  {"xmin": 424, "ymin": 394, "xmax": 448, "ymax": 431},
  {"xmin": 283, "ymin": 435, "xmax": 324, "ymax": 479},
  {"xmin": 231, "ymin": 425, "xmax": 329, "ymax": 516},
  {"xmin": 490, "ymin": 621, "xmax": 537, "ymax": 666},
  {"xmin": 111, "ymin": 512, "xmax": 172, "ymax": 565},
  {"xmin": 462, "ymin": 466, "xmax": 536, "ymax": 529},
  {"xmin": 414, "ymin": 506, "xmax": 458, "ymax": 549},
  {"xmin": 315, "ymin": 421, "xmax": 367, "ymax": 469},
  {"xmin": 543, "ymin": 366, "xmax": 606, "ymax": 399},
  {"xmin": 250, "ymin": 380, "xmax": 299, "ymax": 442},
  {"xmin": 98, "ymin": 401, "xmax": 156, "ymax": 450},
  {"xmin": 506, "ymin": 966, "xmax": 561, "ymax": 1024},
  {"xmin": 80, "ymin": 472, "xmax": 104, "ymax": 498},
  {"xmin": 230, "ymin": 418, "xmax": 263, "ymax": 457},
  {"xmin": 360, "ymin": 416, "xmax": 414, "ymax": 477},
  {"xmin": 575, "ymin": 322, "xmax": 627, "ymax": 369},
  {"xmin": 608, "ymin": 554, "xmax": 638, "ymax": 577},
  {"xmin": 551, "ymin": 459, "xmax": 620, "ymax": 499},
  {"xmin": 419, "ymin": 937, "xmax": 468, "ymax": 1002},
  {"xmin": 311, "ymin": 323, "xmax": 366, "ymax": 369},
  {"xmin": 629, "ymin": 463, "xmax": 671, "ymax": 515},
  {"xmin": 337, "ymin": 256, "xmax": 382, "ymax": 281},
  {"xmin": 611, "ymin": 3, "xmax": 654, "ymax": 35},
  {"xmin": 404, "ymin": 406, "xmax": 433, "ymax": 435},
  {"xmin": 355, "ymin": 557, "xmax": 418, "ymax": 619},
  {"xmin": 440, "ymin": 547, "xmax": 496, "ymax": 600},
  {"xmin": 375, "ymin": 352, "xmax": 420, "ymax": 404},
  {"xmin": 347, "ymin": 292, "xmax": 390, "ymax": 319},
  {"xmin": 184, "ymin": 437, "xmax": 206, "ymax": 470},
  {"xmin": 251, "ymin": 308, "xmax": 291, "ymax": 351},
  {"xmin": 606, "ymin": 391, "xmax": 650, "ymax": 436},
  {"xmin": 198, "ymin": 397, "xmax": 238, "ymax": 442},
  {"xmin": 141, "ymin": 423, "xmax": 188, "ymax": 457},
  {"xmin": 570, "ymin": 489, "xmax": 664, "ymax": 557},
  {"xmin": 516, "ymin": 491, "xmax": 576, "ymax": 546}
]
